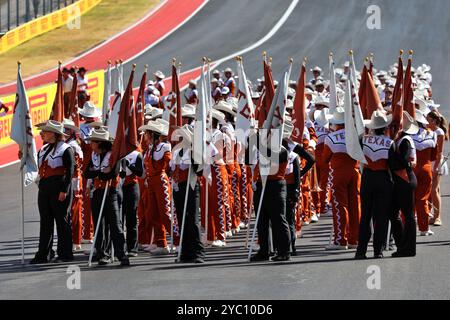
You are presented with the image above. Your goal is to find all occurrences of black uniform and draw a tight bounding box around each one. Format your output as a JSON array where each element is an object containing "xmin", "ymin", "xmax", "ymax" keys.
[{"xmin": 33, "ymin": 141, "xmax": 75, "ymax": 263}]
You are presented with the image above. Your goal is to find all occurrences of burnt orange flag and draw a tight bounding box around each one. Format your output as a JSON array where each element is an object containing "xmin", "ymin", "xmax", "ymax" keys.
[
  {"xmin": 291, "ymin": 60, "xmax": 306, "ymax": 144},
  {"xmin": 110, "ymin": 67, "xmax": 138, "ymax": 167},
  {"xmin": 365, "ymin": 70, "xmax": 383, "ymax": 119},
  {"xmin": 68, "ymin": 68, "xmax": 79, "ymax": 127},
  {"xmin": 168, "ymin": 63, "xmax": 182, "ymax": 140},
  {"xmin": 50, "ymin": 65, "xmax": 64, "ymax": 122},
  {"xmin": 390, "ymin": 53, "xmax": 404, "ymax": 138},
  {"xmin": 358, "ymin": 64, "xmax": 368, "ymax": 119},
  {"xmin": 257, "ymin": 59, "xmax": 275, "ymax": 128},
  {"xmin": 403, "ymin": 52, "xmax": 415, "ymax": 119}
]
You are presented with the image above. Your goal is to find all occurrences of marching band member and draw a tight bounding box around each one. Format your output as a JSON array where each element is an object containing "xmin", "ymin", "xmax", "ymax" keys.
[
  {"xmin": 356, "ymin": 110, "xmax": 395, "ymax": 259},
  {"xmin": 427, "ymin": 110, "xmax": 448, "ymax": 226},
  {"xmin": 63, "ymin": 119, "xmax": 84, "ymax": 252},
  {"xmin": 83, "ymin": 128, "xmax": 130, "ymax": 266},
  {"xmin": 78, "ymin": 101, "xmax": 102, "ymax": 244},
  {"xmin": 119, "ymin": 147, "xmax": 144, "ymax": 257},
  {"xmin": 389, "ymin": 111, "xmax": 419, "ymax": 257},
  {"xmin": 153, "ymin": 71, "xmax": 166, "ymax": 96},
  {"xmin": 412, "ymin": 109, "xmax": 437, "ymax": 236},
  {"xmin": 223, "ymin": 68, "xmax": 236, "ymax": 96},
  {"xmin": 184, "ymin": 80, "xmax": 199, "ymax": 105},
  {"xmin": 211, "ymin": 78, "xmax": 222, "ymax": 103},
  {"xmin": 31, "ymin": 120, "xmax": 74, "ymax": 264},
  {"xmin": 171, "ymin": 125, "xmax": 205, "ymax": 263},
  {"xmin": 139, "ymin": 120, "xmax": 179, "ymax": 254},
  {"xmin": 322, "ymin": 107, "xmax": 361, "ymax": 250}
]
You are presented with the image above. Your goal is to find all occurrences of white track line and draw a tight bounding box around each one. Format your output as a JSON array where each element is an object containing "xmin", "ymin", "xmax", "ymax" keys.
[{"xmin": 0, "ymin": 0, "xmax": 297, "ymax": 169}]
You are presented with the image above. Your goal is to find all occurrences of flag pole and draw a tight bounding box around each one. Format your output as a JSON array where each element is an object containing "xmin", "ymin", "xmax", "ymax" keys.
[
  {"xmin": 204, "ymin": 182, "xmax": 209, "ymax": 244},
  {"xmin": 248, "ymin": 176, "xmax": 267, "ymax": 261},
  {"xmin": 20, "ymin": 167, "xmax": 25, "ymax": 265},
  {"xmin": 244, "ymin": 188, "xmax": 254, "ymax": 248},
  {"xmin": 88, "ymin": 181, "xmax": 110, "ymax": 267},
  {"xmin": 176, "ymin": 165, "xmax": 192, "ymax": 262}
]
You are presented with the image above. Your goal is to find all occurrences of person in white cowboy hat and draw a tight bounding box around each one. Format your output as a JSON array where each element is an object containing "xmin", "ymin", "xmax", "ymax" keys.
[
  {"xmin": 83, "ymin": 128, "xmax": 130, "ymax": 266},
  {"xmin": 410, "ymin": 108, "xmax": 436, "ymax": 236},
  {"xmin": 388, "ymin": 111, "xmax": 419, "ymax": 258},
  {"xmin": 62, "ymin": 118, "xmax": 84, "ymax": 252},
  {"xmin": 29, "ymin": 120, "xmax": 75, "ymax": 264},
  {"xmin": 139, "ymin": 120, "xmax": 179, "ymax": 255},
  {"xmin": 220, "ymin": 86, "xmax": 231, "ymax": 100},
  {"xmin": 223, "ymin": 67, "xmax": 236, "ymax": 96},
  {"xmin": 145, "ymin": 84, "xmax": 161, "ymax": 108},
  {"xmin": 211, "ymin": 78, "xmax": 222, "ymax": 103},
  {"xmin": 77, "ymin": 101, "xmax": 102, "ymax": 244},
  {"xmin": 311, "ymin": 108, "xmax": 332, "ymax": 217},
  {"xmin": 212, "ymin": 69, "xmax": 224, "ymax": 87},
  {"xmin": 310, "ymin": 66, "xmax": 322, "ymax": 85},
  {"xmin": 314, "ymin": 79, "xmax": 325, "ymax": 94},
  {"xmin": 425, "ymin": 110, "xmax": 448, "ymax": 227},
  {"xmin": 356, "ymin": 109, "xmax": 395, "ymax": 259},
  {"xmin": 281, "ymin": 121, "xmax": 315, "ymax": 254},
  {"xmin": 118, "ymin": 139, "xmax": 144, "ymax": 257},
  {"xmin": 169, "ymin": 124, "xmax": 205, "ymax": 263},
  {"xmin": 204, "ymin": 109, "xmax": 232, "ymax": 247},
  {"xmin": 181, "ymin": 104, "xmax": 196, "ymax": 128},
  {"xmin": 153, "ymin": 70, "xmax": 166, "ymax": 96},
  {"xmin": 319, "ymin": 107, "xmax": 361, "ymax": 251},
  {"xmin": 184, "ymin": 79, "xmax": 199, "ymax": 105}
]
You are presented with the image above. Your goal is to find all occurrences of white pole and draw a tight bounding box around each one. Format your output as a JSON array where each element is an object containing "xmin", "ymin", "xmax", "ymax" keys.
[
  {"xmin": 268, "ymin": 223, "xmax": 273, "ymax": 254},
  {"xmin": 386, "ymin": 221, "xmax": 391, "ymax": 251},
  {"xmin": 176, "ymin": 166, "xmax": 192, "ymax": 262},
  {"xmin": 247, "ymin": 181, "xmax": 266, "ymax": 261},
  {"xmin": 244, "ymin": 191, "xmax": 253, "ymax": 248},
  {"xmin": 20, "ymin": 169, "xmax": 25, "ymax": 265},
  {"xmin": 88, "ymin": 181, "xmax": 110, "ymax": 267}
]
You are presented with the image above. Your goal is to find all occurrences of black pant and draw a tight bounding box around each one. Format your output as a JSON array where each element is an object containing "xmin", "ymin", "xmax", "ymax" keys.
[
  {"xmin": 37, "ymin": 177, "xmax": 73, "ymax": 260},
  {"xmin": 254, "ymin": 180, "xmax": 291, "ymax": 256},
  {"xmin": 121, "ymin": 183, "xmax": 139, "ymax": 253},
  {"xmin": 390, "ymin": 172, "xmax": 417, "ymax": 255},
  {"xmin": 357, "ymin": 169, "xmax": 393, "ymax": 256},
  {"xmin": 286, "ymin": 184, "xmax": 298, "ymax": 253},
  {"xmin": 91, "ymin": 188, "xmax": 126, "ymax": 260},
  {"xmin": 174, "ymin": 181, "xmax": 205, "ymax": 260}
]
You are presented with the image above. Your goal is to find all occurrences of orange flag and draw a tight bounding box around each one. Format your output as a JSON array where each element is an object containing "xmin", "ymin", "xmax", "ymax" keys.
[
  {"xmin": 291, "ymin": 59, "xmax": 306, "ymax": 144},
  {"xmin": 168, "ymin": 63, "xmax": 182, "ymax": 140},
  {"xmin": 364, "ymin": 69, "xmax": 383, "ymax": 119},
  {"xmin": 257, "ymin": 59, "xmax": 275, "ymax": 128},
  {"xmin": 68, "ymin": 69, "xmax": 79, "ymax": 127},
  {"xmin": 110, "ymin": 66, "xmax": 138, "ymax": 167},
  {"xmin": 390, "ymin": 52, "xmax": 404, "ymax": 138},
  {"xmin": 50, "ymin": 64, "xmax": 64, "ymax": 122},
  {"xmin": 403, "ymin": 52, "xmax": 415, "ymax": 119},
  {"xmin": 358, "ymin": 64, "xmax": 368, "ymax": 119}
]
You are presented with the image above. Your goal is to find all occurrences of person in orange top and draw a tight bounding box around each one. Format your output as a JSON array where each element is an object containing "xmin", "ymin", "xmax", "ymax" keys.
[
  {"xmin": 30, "ymin": 120, "xmax": 75, "ymax": 264},
  {"xmin": 321, "ymin": 107, "xmax": 361, "ymax": 250},
  {"xmin": 119, "ymin": 148, "xmax": 143, "ymax": 257},
  {"xmin": 63, "ymin": 119, "xmax": 84, "ymax": 252},
  {"xmin": 388, "ymin": 111, "xmax": 419, "ymax": 257},
  {"xmin": 427, "ymin": 110, "xmax": 448, "ymax": 226},
  {"xmin": 411, "ymin": 109, "xmax": 437, "ymax": 236},
  {"xmin": 356, "ymin": 110, "xmax": 395, "ymax": 259}
]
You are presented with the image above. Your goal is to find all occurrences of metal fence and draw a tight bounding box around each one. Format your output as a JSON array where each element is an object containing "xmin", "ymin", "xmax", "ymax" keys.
[{"xmin": 0, "ymin": 0, "xmax": 76, "ymax": 34}]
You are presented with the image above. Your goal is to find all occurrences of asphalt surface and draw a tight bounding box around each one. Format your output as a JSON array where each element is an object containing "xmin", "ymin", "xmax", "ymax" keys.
[{"xmin": 1, "ymin": 0, "xmax": 450, "ymax": 299}]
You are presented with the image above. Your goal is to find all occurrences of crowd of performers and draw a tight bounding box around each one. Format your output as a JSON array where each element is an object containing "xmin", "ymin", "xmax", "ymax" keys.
[{"xmin": 26, "ymin": 59, "xmax": 448, "ymax": 266}]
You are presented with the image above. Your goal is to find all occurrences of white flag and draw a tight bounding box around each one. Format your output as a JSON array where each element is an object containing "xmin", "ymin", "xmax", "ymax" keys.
[
  {"xmin": 344, "ymin": 64, "xmax": 367, "ymax": 164},
  {"xmin": 108, "ymin": 63, "xmax": 124, "ymax": 138},
  {"xmin": 193, "ymin": 63, "xmax": 208, "ymax": 167},
  {"xmin": 329, "ymin": 54, "xmax": 338, "ymax": 112},
  {"xmin": 102, "ymin": 62, "xmax": 112, "ymax": 125},
  {"xmin": 11, "ymin": 64, "xmax": 38, "ymax": 186}
]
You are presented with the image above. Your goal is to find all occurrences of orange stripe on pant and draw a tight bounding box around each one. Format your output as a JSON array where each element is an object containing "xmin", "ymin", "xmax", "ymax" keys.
[
  {"xmin": 148, "ymin": 174, "xmax": 179, "ymax": 248},
  {"xmin": 329, "ymin": 166, "xmax": 361, "ymax": 246},
  {"xmin": 207, "ymin": 164, "xmax": 230, "ymax": 241},
  {"xmin": 414, "ymin": 165, "xmax": 433, "ymax": 232},
  {"xmin": 81, "ymin": 178, "xmax": 93, "ymax": 240},
  {"xmin": 71, "ymin": 191, "xmax": 83, "ymax": 245}
]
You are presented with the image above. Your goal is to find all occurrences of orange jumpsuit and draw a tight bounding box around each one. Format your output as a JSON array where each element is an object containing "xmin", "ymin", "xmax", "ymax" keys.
[
  {"xmin": 146, "ymin": 141, "xmax": 179, "ymax": 248},
  {"xmin": 412, "ymin": 128, "xmax": 437, "ymax": 232},
  {"xmin": 67, "ymin": 138, "xmax": 84, "ymax": 246},
  {"xmin": 322, "ymin": 128, "xmax": 361, "ymax": 246}
]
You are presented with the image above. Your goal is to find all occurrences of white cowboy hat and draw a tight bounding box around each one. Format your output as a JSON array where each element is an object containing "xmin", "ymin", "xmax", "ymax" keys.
[
  {"xmin": 144, "ymin": 104, "xmax": 154, "ymax": 114},
  {"xmin": 284, "ymin": 114, "xmax": 292, "ymax": 125},
  {"xmin": 86, "ymin": 128, "xmax": 114, "ymax": 142},
  {"xmin": 287, "ymin": 87, "xmax": 296, "ymax": 98},
  {"xmin": 251, "ymin": 92, "xmax": 261, "ymax": 99},
  {"xmin": 172, "ymin": 124, "xmax": 193, "ymax": 144},
  {"xmin": 145, "ymin": 108, "xmax": 163, "ymax": 120},
  {"xmin": 311, "ymin": 66, "xmax": 322, "ymax": 73},
  {"xmin": 427, "ymin": 100, "xmax": 440, "ymax": 110},
  {"xmin": 415, "ymin": 109, "xmax": 429, "ymax": 125},
  {"xmin": 364, "ymin": 110, "xmax": 393, "ymax": 129},
  {"xmin": 212, "ymin": 69, "xmax": 220, "ymax": 75},
  {"xmin": 37, "ymin": 120, "xmax": 67, "ymax": 136},
  {"xmin": 182, "ymin": 104, "xmax": 196, "ymax": 117},
  {"xmin": 189, "ymin": 79, "xmax": 197, "ymax": 86},
  {"xmin": 78, "ymin": 101, "xmax": 102, "ymax": 118},
  {"xmin": 226, "ymin": 97, "xmax": 238, "ymax": 109},
  {"xmin": 314, "ymin": 108, "xmax": 332, "ymax": 127},
  {"xmin": 329, "ymin": 107, "xmax": 345, "ymax": 125},
  {"xmin": 211, "ymin": 109, "xmax": 226, "ymax": 124},
  {"xmin": 224, "ymin": 67, "xmax": 233, "ymax": 74},
  {"xmin": 413, "ymin": 96, "xmax": 428, "ymax": 113},
  {"xmin": 221, "ymin": 87, "xmax": 230, "ymax": 95},
  {"xmin": 138, "ymin": 120, "xmax": 168, "ymax": 136},
  {"xmin": 86, "ymin": 121, "xmax": 105, "ymax": 128},
  {"xmin": 154, "ymin": 71, "xmax": 165, "ymax": 79},
  {"xmin": 213, "ymin": 100, "xmax": 236, "ymax": 116},
  {"xmin": 402, "ymin": 111, "xmax": 419, "ymax": 135},
  {"xmin": 211, "ymin": 78, "xmax": 219, "ymax": 84},
  {"xmin": 314, "ymin": 95, "xmax": 330, "ymax": 107},
  {"xmin": 62, "ymin": 118, "xmax": 80, "ymax": 132}
]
